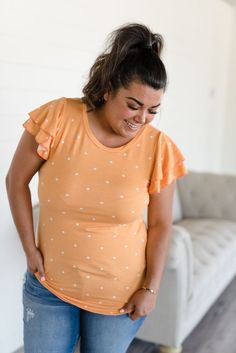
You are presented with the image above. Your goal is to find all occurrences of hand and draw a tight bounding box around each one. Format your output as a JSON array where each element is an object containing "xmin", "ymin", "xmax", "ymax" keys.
[
  {"xmin": 119, "ymin": 289, "xmax": 157, "ymax": 320},
  {"xmin": 26, "ymin": 248, "xmax": 46, "ymax": 281}
]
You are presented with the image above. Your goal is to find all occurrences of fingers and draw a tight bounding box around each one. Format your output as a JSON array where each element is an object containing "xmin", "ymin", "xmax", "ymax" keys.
[{"xmin": 37, "ymin": 263, "xmax": 46, "ymax": 281}]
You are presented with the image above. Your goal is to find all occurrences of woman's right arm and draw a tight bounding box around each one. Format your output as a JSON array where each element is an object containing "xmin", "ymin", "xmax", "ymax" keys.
[{"xmin": 5, "ymin": 130, "xmax": 46, "ymax": 280}]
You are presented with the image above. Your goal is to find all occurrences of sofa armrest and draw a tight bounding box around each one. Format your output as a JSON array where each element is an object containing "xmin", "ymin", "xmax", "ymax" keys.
[
  {"xmin": 137, "ymin": 224, "xmax": 194, "ymax": 346},
  {"xmin": 177, "ymin": 171, "xmax": 236, "ymax": 222},
  {"xmin": 166, "ymin": 225, "xmax": 193, "ymax": 300}
]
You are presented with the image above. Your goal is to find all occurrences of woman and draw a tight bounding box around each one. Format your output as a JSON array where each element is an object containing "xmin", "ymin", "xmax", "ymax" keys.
[{"xmin": 6, "ymin": 23, "xmax": 187, "ymax": 353}]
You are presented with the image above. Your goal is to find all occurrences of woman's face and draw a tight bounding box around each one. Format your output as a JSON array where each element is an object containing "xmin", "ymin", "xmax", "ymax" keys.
[{"xmin": 100, "ymin": 80, "xmax": 164, "ymax": 138}]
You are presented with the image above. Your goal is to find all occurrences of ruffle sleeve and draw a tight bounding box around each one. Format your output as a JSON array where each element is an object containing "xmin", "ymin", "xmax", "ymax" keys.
[
  {"xmin": 148, "ymin": 131, "xmax": 188, "ymax": 194},
  {"xmin": 22, "ymin": 97, "xmax": 66, "ymax": 160}
]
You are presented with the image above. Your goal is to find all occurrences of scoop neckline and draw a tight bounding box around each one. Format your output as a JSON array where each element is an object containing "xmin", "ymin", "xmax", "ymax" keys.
[{"xmin": 82, "ymin": 101, "xmax": 146, "ymax": 152}]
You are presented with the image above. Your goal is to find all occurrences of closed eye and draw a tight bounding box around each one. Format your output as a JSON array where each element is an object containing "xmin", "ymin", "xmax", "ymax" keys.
[{"xmin": 128, "ymin": 105, "xmax": 157, "ymax": 115}]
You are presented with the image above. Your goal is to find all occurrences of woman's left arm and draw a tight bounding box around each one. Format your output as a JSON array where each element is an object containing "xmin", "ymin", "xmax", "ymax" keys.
[{"xmin": 119, "ymin": 181, "xmax": 175, "ymax": 320}]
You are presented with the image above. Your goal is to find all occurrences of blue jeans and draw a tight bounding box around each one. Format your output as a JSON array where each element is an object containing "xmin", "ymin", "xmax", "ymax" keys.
[{"xmin": 22, "ymin": 270, "xmax": 147, "ymax": 353}]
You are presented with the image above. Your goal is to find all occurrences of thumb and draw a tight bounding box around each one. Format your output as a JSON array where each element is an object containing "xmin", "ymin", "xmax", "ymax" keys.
[
  {"xmin": 38, "ymin": 264, "xmax": 46, "ymax": 282},
  {"xmin": 119, "ymin": 302, "xmax": 134, "ymax": 314}
]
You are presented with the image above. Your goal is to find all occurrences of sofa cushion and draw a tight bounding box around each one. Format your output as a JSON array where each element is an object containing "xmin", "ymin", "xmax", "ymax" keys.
[{"xmin": 177, "ymin": 217, "xmax": 236, "ymax": 299}]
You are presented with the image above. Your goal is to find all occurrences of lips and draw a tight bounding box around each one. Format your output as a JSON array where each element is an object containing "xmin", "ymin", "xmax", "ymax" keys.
[{"xmin": 125, "ymin": 120, "xmax": 142, "ymax": 130}]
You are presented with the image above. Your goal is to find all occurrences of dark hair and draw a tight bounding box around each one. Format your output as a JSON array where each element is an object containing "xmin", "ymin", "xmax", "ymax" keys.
[{"xmin": 82, "ymin": 23, "xmax": 168, "ymax": 110}]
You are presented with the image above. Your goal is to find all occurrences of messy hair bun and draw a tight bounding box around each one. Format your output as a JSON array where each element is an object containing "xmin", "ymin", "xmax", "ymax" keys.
[{"xmin": 82, "ymin": 23, "xmax": 167, "ymax": 110}]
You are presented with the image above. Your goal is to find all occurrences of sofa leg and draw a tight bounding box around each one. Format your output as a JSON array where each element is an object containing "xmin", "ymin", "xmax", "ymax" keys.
[{"xmin": 159, "ymin": 345, "xmax": 183, "ymax": 353}]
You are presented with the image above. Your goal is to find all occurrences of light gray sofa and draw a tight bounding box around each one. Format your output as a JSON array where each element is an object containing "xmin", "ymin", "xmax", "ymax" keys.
[{"xmin": 137, "ymin": 170, "xmax": 236, "ymax": 353}]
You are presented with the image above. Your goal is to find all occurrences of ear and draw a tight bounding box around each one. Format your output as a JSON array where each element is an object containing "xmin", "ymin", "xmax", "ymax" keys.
[
  {"xmin": 103, "ymin": 91, "xmax": 109, "ymax": 101},
  {"xmin": 103, "ymin": 82, "xmax": 112, "ymax": 101}
]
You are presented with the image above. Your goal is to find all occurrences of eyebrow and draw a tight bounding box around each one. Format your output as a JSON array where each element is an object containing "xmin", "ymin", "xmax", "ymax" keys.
[{"xmin": 125, "ymin": 96, "xmax": 160, "ymax": 108}]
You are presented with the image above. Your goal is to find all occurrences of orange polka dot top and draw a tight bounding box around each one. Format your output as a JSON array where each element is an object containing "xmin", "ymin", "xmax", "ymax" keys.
[{"xmin": 22, "ymin": 97, "xmax": 188, "ymax": 315}]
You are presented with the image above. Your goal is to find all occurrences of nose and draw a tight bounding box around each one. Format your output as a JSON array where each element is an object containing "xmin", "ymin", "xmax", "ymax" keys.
[{"xmin": 134, "ymin": 111, "xmax": 146, "ymax": 125}]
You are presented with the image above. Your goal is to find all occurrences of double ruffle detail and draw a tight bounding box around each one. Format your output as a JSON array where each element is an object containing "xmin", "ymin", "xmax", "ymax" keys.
[
  {"xmin": 148, "ymin": 132, "xmax": 188, "ymax": 194},
  {"xmin": 22, "ymin": 97, "xmax": 66, "ymax": 160}
]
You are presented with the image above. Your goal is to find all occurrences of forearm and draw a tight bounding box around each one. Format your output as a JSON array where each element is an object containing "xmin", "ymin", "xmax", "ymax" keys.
[
  {"xmin": 144, "ymin": 224, "xmax": 172, "ymax": 291},
  {"xmin": 6, "ymin": 177, "xmax": 37, "ymax": 257}
]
